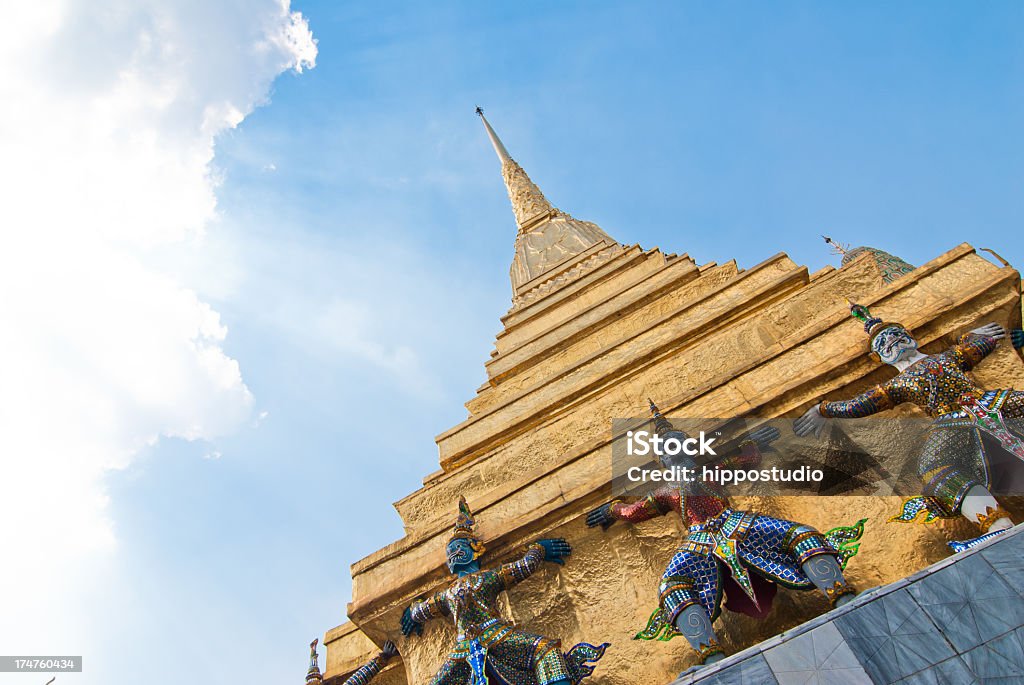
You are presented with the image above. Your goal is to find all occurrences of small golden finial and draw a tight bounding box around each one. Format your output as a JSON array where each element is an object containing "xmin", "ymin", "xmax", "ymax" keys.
[
  {"xmin": 822, "ymin": 235, "xmax": 850, "ymax": 256},
  {"xmin": 306, "ymin": 638, "xmax": 323, "ymax": 684}
]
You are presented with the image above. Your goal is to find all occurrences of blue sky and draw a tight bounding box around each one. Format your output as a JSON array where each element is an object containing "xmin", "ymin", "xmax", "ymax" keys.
[{"xmin": 5, "ymin": 3, "xmax": 1022, "ymax": 685}]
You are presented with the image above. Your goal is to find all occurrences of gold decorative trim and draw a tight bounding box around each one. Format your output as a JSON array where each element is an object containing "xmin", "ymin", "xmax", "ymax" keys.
[
  {"xmin": 825, "ymin": 581, "xmax": 857, "ymax": 607},
  {"xmin": 976, "ymin": 506, "xmax": 1012, "ymax": 533},
  {"xmin": 696, "ymin": 637, "xmax": 724, "ymax": 662},
  {"xmin": 785, "ymin": 530, "xmax": 823, "ymax": 553}
]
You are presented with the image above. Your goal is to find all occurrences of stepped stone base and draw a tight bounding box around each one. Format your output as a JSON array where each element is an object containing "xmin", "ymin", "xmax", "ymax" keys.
[{"xmin": 673, "ymin": 523, "xmax": 1024, "ymax": 685}]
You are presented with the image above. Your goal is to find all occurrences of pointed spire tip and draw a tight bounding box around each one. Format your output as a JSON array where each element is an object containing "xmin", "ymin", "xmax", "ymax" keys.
[{"xmin": 477, "ymin": 108, "xmax": 513, "ymax": 165}]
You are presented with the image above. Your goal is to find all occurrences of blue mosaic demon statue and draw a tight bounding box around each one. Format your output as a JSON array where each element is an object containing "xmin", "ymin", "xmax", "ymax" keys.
[
  {"xmin": 587, "ymin": 401, "xmax": 864, "ymax": 670},
  {"xmin": 399, "ymin": 497, "xmax": 609, "ymax": 685},
  {"xmin": 795, "ymin": 303, "xmax": 1024, "ymax": 552}
]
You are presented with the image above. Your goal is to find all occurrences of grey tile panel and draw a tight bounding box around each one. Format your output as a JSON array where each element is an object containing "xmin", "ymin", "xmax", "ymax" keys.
[
  {"xmin": 892, "ymin": 656, "xmax": 975, "ymax": 685},
  {"xmin": 979, "ymin": 530, "xmax": 1024, "ymax": 595},
  {"xmin": 960, "ymin": 626, "xmax": 1024, "ymax": 680},
  {"xmin": 696, "ymin": 654, "xmax": 778, "ymax": 685},
  {"xmin": 908, "ymin": 552, "xmax": 1024, "ymax": 653},
  {"xmin": 836, "ymin": 588, "xmax": 956, "ymax": 683}
]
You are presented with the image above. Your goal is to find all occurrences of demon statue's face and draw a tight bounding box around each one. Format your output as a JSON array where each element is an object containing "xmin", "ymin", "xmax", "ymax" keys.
[
  {"xmin": 871, "ymin": 325, "xmax": 919, "ymax": 365},
  {"xmin": 446, "ymin": 538, "xmax": 479, "ymax": 575}
]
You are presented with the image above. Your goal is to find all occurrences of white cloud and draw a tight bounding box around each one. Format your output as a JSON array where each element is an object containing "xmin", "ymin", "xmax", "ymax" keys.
[
  {"xmin": 314, "ymin": 296, "xmax": 438, "ymax": 397},
  {"xmin": 224, "ymin": 231, "xmax": 455, "ymax": 404},
  {"xmin": 0, "ymin": 0, "xmax": 315, "ymax": 656}
]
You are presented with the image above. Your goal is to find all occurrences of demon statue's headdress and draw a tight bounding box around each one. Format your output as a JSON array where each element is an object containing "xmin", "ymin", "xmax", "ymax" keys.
[
  {"xmin": 648, "ymin": 398, "xmax": 674, "ymax": 436},
  {"xmin": 449, "ymin": 496, "xmax": 487, "ymax": 560}
]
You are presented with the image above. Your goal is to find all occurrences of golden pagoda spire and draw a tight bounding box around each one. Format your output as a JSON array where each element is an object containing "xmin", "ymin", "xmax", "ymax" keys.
[
  {"xmin": 475, "ymin": 108, "xmax": 619, "ymax": 306},
  {"xmin": 477, "ymin": 107, "xmax": 512, "ymax": 165},
  {"xmin": 476, "ymin": 107, "xmax": 554, "ymax": 226}
]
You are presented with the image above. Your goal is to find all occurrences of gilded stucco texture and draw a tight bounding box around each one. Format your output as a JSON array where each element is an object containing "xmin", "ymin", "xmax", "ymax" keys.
[{"xmin": 323, "ymin": 243, "xmax": 1024, "ymax": 685}]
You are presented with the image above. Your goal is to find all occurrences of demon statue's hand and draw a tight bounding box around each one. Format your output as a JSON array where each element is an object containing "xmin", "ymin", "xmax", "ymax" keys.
[
  {"xmin": 585, "ymin": 502, "xmax": 618, "ymax": 530},
  {"xmin": 400, "ymin": 607, "xmax": 423, "ymax": 637},
  {"xmin": 1012, "ymin": 329, "xmax": 1024, "ymax": 350},
  {"xmin": 535, "ymin": 538, "xmax": 572, "ymax": 565},
  {"xmin": 971, "ymin": 322, "xmax": 1007, "ymax": 340},
  {"xmin": 380, "ymin": 640, "xmax": 399, "ymax": 661},
  {"xmin": 794, "ymin": 405, "xmax": 827, "ymax": 438},
  {"xmin": 745, "ymin": 425, "xmax": 781, "ymax": 451}
]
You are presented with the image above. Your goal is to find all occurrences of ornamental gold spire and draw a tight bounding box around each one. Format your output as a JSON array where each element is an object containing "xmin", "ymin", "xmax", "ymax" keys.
[
  {"xmin": 476, "ymin": 108, "xmax": 620, "ymax": 306},
  {"xmin": 477, "ymin": 107, "xmax": 554, "ymax": 225}
]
